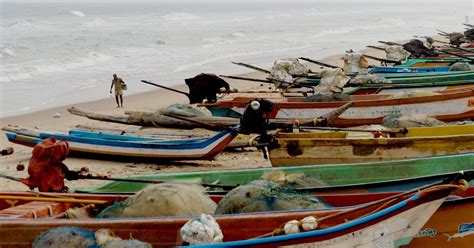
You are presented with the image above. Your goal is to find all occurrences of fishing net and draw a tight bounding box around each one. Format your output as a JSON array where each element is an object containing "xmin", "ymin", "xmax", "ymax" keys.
[
  {"xmin": 384, "ymin": 45, "xmax": 411, "ymax": 61},
  {"xmin": 160, "ymin": 103, "xmax": 209, "ymax": 117},
  {"xmin": 215, "ymin": 180, "xmax": 328, "ymax": 214},
  {"xmin": 302, "ymin": 93, "xmax": 351, "ymax": 102},
  {"xmin": 313, "ymin": 68, "xmax": 350, "ymax": 94},
  {"xmin": 350, "ymin": 74, "xmax": 392, "ymax": 85},
  {"xmin": 96, "ymin": 229, "xmax": 152, "ymax": 248},
  {"xmin": 97, "ymin": 183, "xmax": 216, "ymax": 218},
  {"xmin": 382, "ymin": 114, "xmax": 444, "ymax": 128},
  {"xmin": 270, "ymin": 58, "xmax": 309, "ymax": 84},
  {"xmin": 261, "ymin": 170, "xmax": 327, "ymax": 188},
  {"xmin": 101, "ymin": 240, "xmax": 152, "ymax": 248},
  {"xmin": 64, "ymin": 205, "xmax": 95, "ymax": 219},
  {"xmin": 449, "ymin": 62, "xmax": 472, "ymax": 71},
  {"xmin": 180, "ymin": 214, "xmax": 223, "ymax": 245},
  {"xmin": 342, "ymin": 52, "xmax": 369, "ymax": 74},
  {"xmin": 387, "ymin": 90, "xmax": 439, "ymax": 100},
  {"xmin": 32, "ymin": 226, "xmax": 98, "ymax": 248}
]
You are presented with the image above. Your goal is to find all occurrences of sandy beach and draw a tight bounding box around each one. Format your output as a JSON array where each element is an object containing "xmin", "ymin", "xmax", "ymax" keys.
[{"xmin": 0, "ymin": 47, "xmax": 388, "ymax": 192}]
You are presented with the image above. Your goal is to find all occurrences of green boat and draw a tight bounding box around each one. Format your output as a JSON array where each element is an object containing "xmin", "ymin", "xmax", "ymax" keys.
[
  {"xmin": 399, "ymin": 58, "xmax": 472, "ymax": 67},
  {"xmin": 294, "ymin": 71, "xmax": 474, "ymax": 88},
  {"xmin": 77, "ymin": 153, "xmax": 474, "ymax": 194},
  {"xmin": 347, "ymin": 80, "xmax": 474, "ymax": 95}
]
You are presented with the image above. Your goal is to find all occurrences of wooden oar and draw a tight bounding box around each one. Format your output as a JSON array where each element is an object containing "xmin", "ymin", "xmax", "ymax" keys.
[
  {"xmin": 0, "ymin": 195, "xmax": 108, "ymax": 205},
  {"xmin": 378, "ymin": 40, "xmax": 402, "ymax": 46},
  {"xmin": 0, "ymin": 172, "xmax": 238, "ymax": 191},
  {"xmin": 437, "ymin": 49, "xmax": 474, "ymax": 61},
  {"xmin": 141, "ymin": 80, "xmax": 190, "ymax": 97},
  {"xmin": 299, "ymin": 57, "xmax": 342, "ymax": 69},
  {"xmin": 220, "ymin": 75, "xmax": 273, "ymax": 84},
  {"xmin": 218, "ymin": 89, "xmax": 315, "ymax": 95},
  {"xmin": 299, "ymin": 126, "xmax": 408, "ymax": 135},
  {"xmin": 436, "ymin": 29, "xmax": 450, "ymax": 36},
  {"xmin": 67, "ymin": 173, "xmax": 238, "ymax": 190},
  {"xmin": 232, "ymin": 62, "xmax": 271, "ymax": 74},
  {"xmin": 0, "ymin": 173, "xmax": 22, "ymax": 183},
  {"xmin": 449, "ymin": 46, "xmax": 474, "ymax": 54},
  {"xmin": 366, "ymin": 45, "xmax": 385, "ymax": 51},
  {"xmin": 362, "ymin": 54, "xmax": 400, "ymax": 64},
  {"xmin": 464, "ymin": 23, "xmax": 474, "ymax": 28}
]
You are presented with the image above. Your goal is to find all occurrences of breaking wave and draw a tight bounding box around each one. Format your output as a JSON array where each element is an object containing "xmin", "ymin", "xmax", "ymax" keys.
[
  {"xmin": 161, "ymin": 12, "xmax": 201, "ymax": 21},
  {"xmin": 1, "ymin": 52, "xmax": 112, "ymax": 83},
  {"xmin": 8, "ymin": 20, "xmax": 35, "ymax": 29},
  {"xmin": 0, "ymin": 48, "xmax": 16, "ymax": 57},
  {"xmin": 70, "ymin": 10, "xmax": 85, "ymax": 17},
  {"xmin": 83, "ymin": 17, "xmax": 106, "ymax": 27}
]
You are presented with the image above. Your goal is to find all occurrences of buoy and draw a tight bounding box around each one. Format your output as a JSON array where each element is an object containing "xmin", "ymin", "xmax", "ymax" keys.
[
  {"xmin": 301, "ymin": 216, "xmax": 318, "ymax": 231},
  {"xmin": 284, "ymin": 220, "xmax": 300, "ymax": 234}
]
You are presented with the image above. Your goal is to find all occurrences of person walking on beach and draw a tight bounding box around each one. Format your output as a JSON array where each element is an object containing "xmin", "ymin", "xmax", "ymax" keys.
[{"xmin": 110, "ymin": 74, "xmax": 126, "ymax": 108}]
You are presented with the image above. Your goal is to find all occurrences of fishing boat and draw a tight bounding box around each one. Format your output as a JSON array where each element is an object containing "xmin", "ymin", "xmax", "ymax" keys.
[
  {"xmin": 290, "ymin": 71, "xmax": 474, "ymax": 88},
  {"xmin": 269, "ymin": 125, "xmax": 474, "ymax": 166},
  {"xmin": 4, "ymin": 127, "xmax": 238, "ymax": 160},
  {"xmin": 0, "ymin": 178, "xmax": 467, "ymax": 247},
  {"xmin": 400, "ymin": 57, "xmax": 472, "ymax": 67},
  {"xmin": 201, "ymin": 88, "xmax": 474, "ymax": 126},
  {"xmin": 347, "ymin": 80, "xmax": 474, "ymax": 95},
  {"xmin": 369, "ymin": 66, "xmax": 451, "ymax": 73},
  {"xmin": 77, "ymin": 154, "xmax": 474, "ymax": 194}
]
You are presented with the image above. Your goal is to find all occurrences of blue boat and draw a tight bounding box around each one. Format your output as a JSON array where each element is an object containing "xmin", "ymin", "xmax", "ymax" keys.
[{"xmin": 5, "ymin": 127, "xmax": 238, "ymax": 161}]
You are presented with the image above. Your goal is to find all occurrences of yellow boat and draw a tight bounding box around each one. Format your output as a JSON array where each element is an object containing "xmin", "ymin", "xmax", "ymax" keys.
[{"xmin": 269, "ymin": 125, "xmax": 474, "ymax": 166}]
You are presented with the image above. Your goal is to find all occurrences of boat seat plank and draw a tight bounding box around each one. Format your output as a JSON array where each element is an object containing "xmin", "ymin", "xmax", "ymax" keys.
[{"xmin": 0, "ymin": 201, "xmax": 69, "ymax": 218}]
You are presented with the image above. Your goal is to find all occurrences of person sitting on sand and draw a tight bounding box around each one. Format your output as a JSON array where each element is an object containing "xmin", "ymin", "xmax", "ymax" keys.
[{"xmin": 109, "ymin": 74, "xmax": 125, "ymax": 108}]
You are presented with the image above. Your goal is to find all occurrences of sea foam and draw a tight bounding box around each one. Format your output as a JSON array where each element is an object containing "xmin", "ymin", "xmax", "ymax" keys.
[{"xmin": 70, "ymin": 10, "xmax": 85, "ymax": 17}]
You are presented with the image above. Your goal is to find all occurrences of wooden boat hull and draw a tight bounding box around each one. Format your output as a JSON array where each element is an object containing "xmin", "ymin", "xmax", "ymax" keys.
[
  {"xmin": 270, "ymin": 125, "xmax": 474, "ymax": 166},
  {"xmin": 203, "ymin": 89, "xmax": 474, "ymax": 127},
  {"xmin": 78, "ymin": 154, "xmax": 474, "ymax": 195},
  {"xmin": 0, "ymin": 188, "xmax": 454, "ymax": 247},
  {"xmin": 4, "ymin": 128, "xmax": 237, "ymax": 160},
  {"xmin": 404, "ymin": 196, "xmax": 474, "ymax": 248}
]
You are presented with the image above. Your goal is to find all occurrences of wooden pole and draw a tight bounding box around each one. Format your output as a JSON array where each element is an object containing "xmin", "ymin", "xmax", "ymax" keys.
[
  {"xmin": 220, "ymin": 75, "xmax": 274, "ymax": 84},
  {"xmin": 141, "ymin": 80, "xmax": 190, "ymax": 96},
  {"xmin": 232, "ymin": 62, "xmax": 271, "ymax": 74},
  {"xmin": 299, "ymin": 57, "xmax": 341, "ymax": 69},
  {"xmin": 362, "ymin": 54, "xmax": 400, "ymax": 64},
  {"xmin": 437, "ymin": 49, "xmax": 474, "ymax": 61},
  {"xmin": 366, "ymin": 45, "xmax": 385, "ymax": 51},
  {"xmin": 378, "ymin": 41, "xmax": 402, "ymax": 46}
]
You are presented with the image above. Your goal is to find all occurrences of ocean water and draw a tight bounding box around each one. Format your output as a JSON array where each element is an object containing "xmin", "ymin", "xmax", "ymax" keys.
[{"xmin": 0, "ymin": 0, "xmax": 471, "ymax": 117}]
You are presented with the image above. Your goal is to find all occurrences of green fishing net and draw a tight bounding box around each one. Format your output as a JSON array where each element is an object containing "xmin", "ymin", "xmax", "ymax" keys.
[
  {"xmin": 261, "ymin": 170, "xmax": 327, "ymax": 188},
  {"xmin": 215, "ymin": 180, "xmax": 329, "ymax": 214}
]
